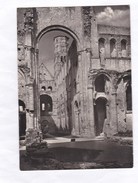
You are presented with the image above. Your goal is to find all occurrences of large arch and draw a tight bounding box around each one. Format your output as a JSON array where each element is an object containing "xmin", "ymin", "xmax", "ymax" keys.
[
  {"xmin": 36, "ymin": 25, "xmax": 79, "ymax": 136},
  {"xmin": 36, "ymin": 25, "xmax": 80, "ymax": 50}
]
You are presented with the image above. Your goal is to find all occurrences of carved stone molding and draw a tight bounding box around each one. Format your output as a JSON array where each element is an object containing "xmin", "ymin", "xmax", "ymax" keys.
[
  {"xmin": 82, "ymin": 7, "xmax": 91, "ymax": 38},
  {"xmin": 24, "ymin": 8, "xmax": 34, "ymax": 31}
]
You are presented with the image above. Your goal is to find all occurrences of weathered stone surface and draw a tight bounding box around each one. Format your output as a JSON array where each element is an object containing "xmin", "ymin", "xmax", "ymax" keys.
[{"xmin": 25, "ymin": 128, "xmax": 42, "ymax": 146}]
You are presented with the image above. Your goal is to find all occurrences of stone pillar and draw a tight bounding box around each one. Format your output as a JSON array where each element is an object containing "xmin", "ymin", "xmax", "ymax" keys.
[
  {"xmin": 80, "ymin": 50, "xmax": 88, "ymax": 136},
  {"xmin": 25, "ymin": 81, "xmax": 34, "ymax": 129},
  {"xmin": 34, "ymin": 48, "xmax": 40, "ymax": 130},
  {"xmin": 87, "ymin": 83, "xmax": 95, "ymax": 137},
  {"xmin": 109, "ymin": 75, "xmax": 118, "ymax": 135},
  {"xmin": 54, "ymin": 36, "xmax": 68, "ymax": 132},
  {"xmin": 86, "ymin": 50, "xmax": 95, "ymax": 137},
  {"xmin": 79, "ymin": 49, "xmax": 94, "ymax": 137},
  {"xmin": 24, "ymin": 8, "xmax": 41, "ymax": 145},
  {"xmin": 71, "ymin": 52, "xmax": 82, "ymax": 136},
  {"xmin": 90, "ymin": 8, "xmax": 99, "ymax": 58}
]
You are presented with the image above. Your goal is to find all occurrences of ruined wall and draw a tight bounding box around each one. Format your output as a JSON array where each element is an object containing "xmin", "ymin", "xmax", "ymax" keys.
[
  {"xmin": 98, "ymin": 24, "xmax": 130, "ymax": 36},
  {"xmin": 67, "ymin": 40, "xmax": 80, "ymax": 135},
  {"xmin": 17, "ymin": 7, "xmax": 132, "ymax": 139},
  {"xmin": 36, "ymin": 7, "xmax": 83, "ymax": 48}
]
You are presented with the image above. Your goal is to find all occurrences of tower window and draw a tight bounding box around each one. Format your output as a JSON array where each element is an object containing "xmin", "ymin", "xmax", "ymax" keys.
[
  {"xmin": 41, "ymin": 86, "xmax": 46, "ymax": 91},
  {"xmin": 48, "ymin": 86, "xmax": 52, "ymax": 91}
]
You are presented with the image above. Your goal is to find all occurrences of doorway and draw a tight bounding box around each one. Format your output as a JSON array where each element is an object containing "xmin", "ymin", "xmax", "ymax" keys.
[
  {"xmin": 19, "ymin": 100, "xmax": 26, "ymax": 139},
  {"xmin": 94, "ymin": 98, "xmax": 107, "ymax": 136}
]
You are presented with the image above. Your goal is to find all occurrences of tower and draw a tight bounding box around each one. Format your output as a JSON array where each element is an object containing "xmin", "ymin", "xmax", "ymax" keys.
[{"xmin": 54, "ymin": 36, "xmax": 68, "ymax": 78}]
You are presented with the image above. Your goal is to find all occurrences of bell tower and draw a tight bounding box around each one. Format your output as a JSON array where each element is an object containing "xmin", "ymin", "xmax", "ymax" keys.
[{"xmin": 54, "ymin": 36, "xmax": 68, "ymax": 78}]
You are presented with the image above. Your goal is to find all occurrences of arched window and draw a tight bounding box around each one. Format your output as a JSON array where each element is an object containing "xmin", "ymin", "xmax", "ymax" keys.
[
  {"xmin": 95, "ymin": 74, "xmax": 106, "ymax": 92},
  {"xmin": 19, "ymin": 100, "xmax": 25, "ymax": 112},
  {"xmin": 121, "ymin": 39, "xmax": 127, "ymax": 57},
  {"xmin": 99, "ymin": 38, "xmax": 105, "ymax": 49},
  {"xmin": 110, "ymin": 38, "xmax": 116, "ymax": 57},
  {"xmin": 99, "ymin": 38, "xmax": 105, "ymax": 57},
  {"xmin": 126, "ymin": 83, "xmax": 132, "ymax": 111},
  {"xmin": 48, "ymin": 86, "xmax": 52, "ymax": 91},
  {"xmin": 40, "ymin": 95, "xmax": 53, "ymax": 115},
  {"xmin": 41, "ymin": 86, "xmax": 46, "ymax": 91}
]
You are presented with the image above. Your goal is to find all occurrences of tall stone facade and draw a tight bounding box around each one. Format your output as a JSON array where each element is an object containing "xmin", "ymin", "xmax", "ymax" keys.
[{"xmin": 17, "ymin": 7, "xmax": 132, "ymax": 141}]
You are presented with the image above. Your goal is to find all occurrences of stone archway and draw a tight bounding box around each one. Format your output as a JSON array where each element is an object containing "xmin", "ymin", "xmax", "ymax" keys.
[
  {"xmin": 40, "ymin": 94, "xmax": 53, "ymax": 115},
  {"xmin": 94, "ymin": 97, "xmax": 107, "ymax": 136},
  {"xmin": 40, "ymin": 94, "xmax": 57, "ymax": 137},
  {"xmin": 36, "ymin": 25, "xmax": 79, "ymax": 136}
]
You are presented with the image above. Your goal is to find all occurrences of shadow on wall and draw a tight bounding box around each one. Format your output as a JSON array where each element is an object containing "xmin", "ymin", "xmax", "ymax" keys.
[
  {"xmin": 66, "ymin": 39, "xmax": 78, "ymax": 134},
  {"xmin": 41, "ymin": 116, "xmax": 57, "ymax": 138},
  {"xmin": 40, "ymin": 94, "xmax": 57, "ymax": 138},
  {"xmin": 40, "ymin": 94, "xmax": 70, "ymax": 138}
]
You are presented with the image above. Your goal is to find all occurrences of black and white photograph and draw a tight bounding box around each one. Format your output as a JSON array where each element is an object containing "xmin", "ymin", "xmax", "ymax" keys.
[{"xmin": 17, "ymin": 5, "xmax": 133, "ymax": 170}]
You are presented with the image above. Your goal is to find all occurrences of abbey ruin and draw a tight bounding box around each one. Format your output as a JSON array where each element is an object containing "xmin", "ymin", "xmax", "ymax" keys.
[{"xmin": 17, "ymin": 7, "xmax": 132, "ymax": 142}]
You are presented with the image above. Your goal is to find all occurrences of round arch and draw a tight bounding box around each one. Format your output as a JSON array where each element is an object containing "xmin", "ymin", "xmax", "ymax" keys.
[
  {"xmin": 98, "ymin": 37, "xmax": 106, "ymax": 46},
  {"xmin": 40, "ymin": 94, "xmax": 53, "ymax": 115},
  {"xmin": 92, "ymin": 72, "xmax": 111, "ymax": 90},
  {"xmin": 93, "ymin": 72, "xmax": 111, "ymax": 84},
  {"xmin": 36, "ymin": 25, "xmax": 80, "ymax": 50},
  {"xmin": 121, "ymin": 39, "xmax": 127, "ymax": 50},
  {"xmin": 95, "ymin": 96, "xmax": 108, "ymax": 103}
]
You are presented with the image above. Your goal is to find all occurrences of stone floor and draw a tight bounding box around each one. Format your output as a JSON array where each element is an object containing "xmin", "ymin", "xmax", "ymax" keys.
[{"xmin": 19, "ymin": 136, "xmax": 133, "ymax": 170}]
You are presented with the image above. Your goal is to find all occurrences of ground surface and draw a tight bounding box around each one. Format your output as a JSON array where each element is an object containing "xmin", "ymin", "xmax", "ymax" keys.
[{"xmin": 20, "ymin": 137, "xmax": 133, "ymax": 170}]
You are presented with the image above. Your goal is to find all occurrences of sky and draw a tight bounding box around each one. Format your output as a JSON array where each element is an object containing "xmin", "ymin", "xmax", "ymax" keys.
[
  {"xmin": 39, "ymin": 30, "xmax": 73, "ymax": 74},
  {"xmin": 95, "ymin": 5, "xmax": 130, "ymax": 27},
  {"xmin": 38, "ymin": 5, "xmax": 130, "ymax": 74}
]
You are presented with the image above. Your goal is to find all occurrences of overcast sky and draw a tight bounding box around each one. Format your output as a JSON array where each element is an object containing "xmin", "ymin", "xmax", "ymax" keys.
[
  {"xmin": 39, "ymin": 5, "xmax": 130, "ymax": 74},
  {"xmin": 95, "ymin": 5, "xmax": 130, "ymax": 27}
]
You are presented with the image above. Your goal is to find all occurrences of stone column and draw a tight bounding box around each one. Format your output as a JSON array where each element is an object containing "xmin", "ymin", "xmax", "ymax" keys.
[
  {"xmin": 25, "ymin": 81, "xmax": 34, "ymax": 127},
  {"xmin": 86, "ymin": 50, "xmax": 95, "ymax": 137},
  {"xmin": 87, "ymin": 83, "xmax": 95, "ymax": 137},
  {"xmin": 34, "ymin": 48, "xmax": 40, "ymax": 130},
  {"xmin": 80, "ymin": 50, "xmax": 88, "ymax": 136},
  {"xmin": 109, "ymin": 75, "xmax": 118, "ymax": 135},
  {"xmin": 24, "ymin": 8, "xmax": 41, "ymax": 145}
]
